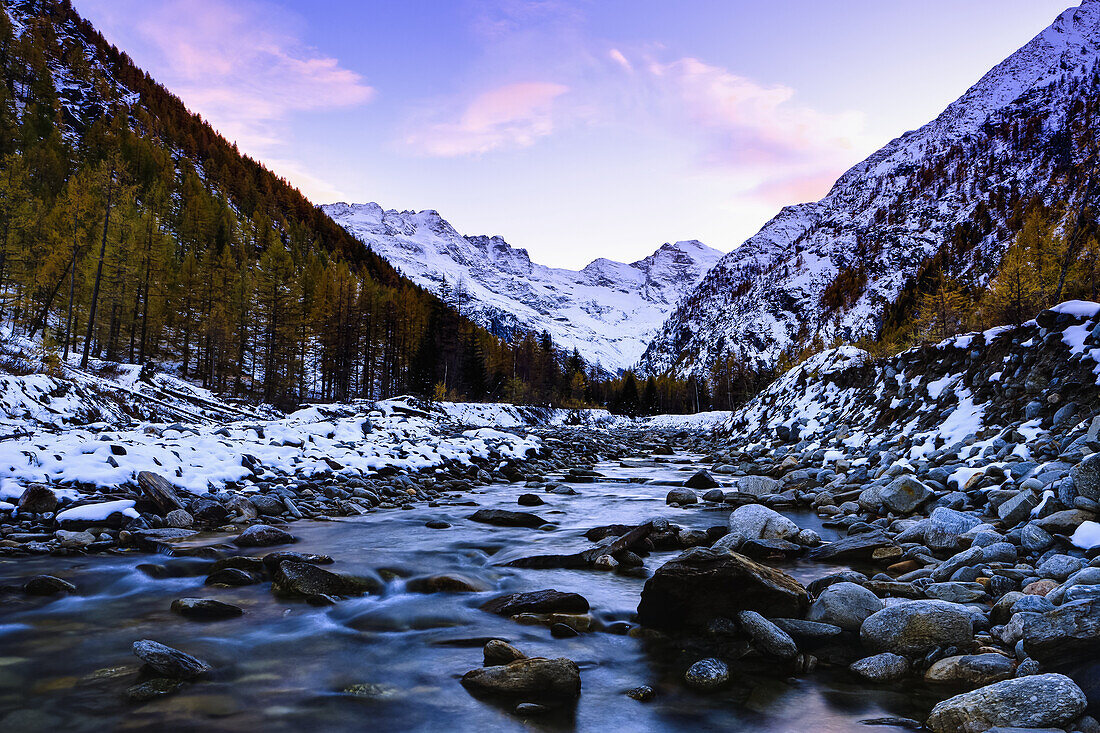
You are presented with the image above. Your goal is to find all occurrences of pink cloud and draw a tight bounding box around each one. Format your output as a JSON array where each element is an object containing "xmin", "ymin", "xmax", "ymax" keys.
[
  {"xmin": 404, "ymin": 81, "xmax": 569, "ymax": 157},
  {"xmin": 78, "ymin": 0, "xmax": 374, "ymax": 167},
  {"xmin": 647, "ymin": 56, "xmax": 865, "ymax": 170}
]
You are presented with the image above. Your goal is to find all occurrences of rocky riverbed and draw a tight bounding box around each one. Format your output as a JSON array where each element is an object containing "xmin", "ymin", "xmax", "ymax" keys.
[{"xmin": 3, "ymin": 302, "xmax": 1100, "ymax": 732}]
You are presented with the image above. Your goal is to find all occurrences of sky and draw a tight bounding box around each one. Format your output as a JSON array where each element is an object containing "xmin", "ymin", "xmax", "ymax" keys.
[{"xmin": 72, "ymin": 0, "xmax": 1074, "ymax": 268}]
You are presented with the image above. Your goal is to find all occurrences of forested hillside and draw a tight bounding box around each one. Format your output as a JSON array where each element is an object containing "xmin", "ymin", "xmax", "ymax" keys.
[{"xmin": 0, "ymin": 0, "xmax": 601, "ymax": 408}]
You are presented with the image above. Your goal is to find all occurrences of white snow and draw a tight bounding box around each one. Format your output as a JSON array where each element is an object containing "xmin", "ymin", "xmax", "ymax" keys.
[
  {"xmin": 1051, "ymin": 300, "xmax": 1100, "ymax": 318},
  {"xmin": 55, "ymin": 499, "xmax": 138, "ymax": 522},
  {"xmin": 1071, "ymin": 520, "xmax": 1100, "ymax": 549}
]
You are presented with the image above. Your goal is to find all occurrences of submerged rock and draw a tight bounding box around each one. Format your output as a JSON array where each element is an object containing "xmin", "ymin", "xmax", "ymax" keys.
[
  {"xmin": 273, "ymin": 561, "xmax": 380, "ymax": 598},
  {"xmin": 481, "ymin": 590, "xmax": 589, "ymax": 616},
  {"xmin": 170, "ymin": 598, "xmax": 244, "ymax": 621},
  {"xmin": 131, "ymin": 640, "xmax": 211, "ymax": 680},
  {"xmin": 461, "ymin": 657, "xmax": 581, "ymax": 701},
  {"xmin": 684, "ymin": 658, "xmax": 728, "ymax": 691},
  {"xmin": 469, "ymin": 509, "xmax": 546, "ymax": 528}
]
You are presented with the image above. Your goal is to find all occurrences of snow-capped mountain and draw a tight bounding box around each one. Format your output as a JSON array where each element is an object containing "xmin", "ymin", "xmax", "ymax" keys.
[
  {"xmin": 640, "ymin": 0, "xmax": 1100, "ymax": 376},
  {"xmin": 323, "ymin": 202, "xmax": 723, "ymax": 372}
]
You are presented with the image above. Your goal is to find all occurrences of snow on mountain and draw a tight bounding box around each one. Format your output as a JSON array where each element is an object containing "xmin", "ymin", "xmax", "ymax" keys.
[
  {"xmin": 640, "ymin": 0, "xmax": 1100, "ymax": 376},
  {"xmin": 322, "ymin": 202, "xmax": 723, "ymax": 372}
]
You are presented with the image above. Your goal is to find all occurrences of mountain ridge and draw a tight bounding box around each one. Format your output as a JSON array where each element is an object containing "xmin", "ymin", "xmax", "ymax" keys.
[
  {"xmin": 639, "ymin": 0, "xmax": 1100, "ymax": 376},
  {"xmin": 323, "ymin": 201, "xmax": 724, "ymax": 372}
]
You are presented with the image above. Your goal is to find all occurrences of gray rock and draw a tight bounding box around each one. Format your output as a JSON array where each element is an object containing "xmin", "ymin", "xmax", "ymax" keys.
[
  {"xmin": 481, "ymin": 589, "xmax": 589, "ymax": 616},
  {"xmin": 879, "ymin": 475, "xmax": 933, "ymax": 514},
  {"xmin": 925, "ymin": 673, "xmax": 1086, "ymax": 733},
  {"xmin": 806, "ymin": 581, "xmax": 883, "ymax": 632},
  {"xmin": 738, "ymin": 610, "xmax": 798, "ymax": 659},
  {"xmin": 637, "ymin": 548, "xmax": 808, "ymax": 632},
  {"xmin": 997, "ymin": 491, "xmax": 1039, "ymax": 526},
  {"xmin": 981, "ymin": 542, "xmax": 1018, "ymax": 564},
  {"xmin": 684, "ymin": 658, "xmax": 728, "ymax": 691},
  {"xmin": 17, "ymin": 485, "xmax": 58, "ymax": 514},
  {"xmin": 1021, "ymin": 524, "xmax": 1054, "ymax": 552},
  {"xmin": 483, "ymin": 639, "xmax": 526, "ymax": 666},
  {"xmin": 926, "ymin": 508, "xmax": 981, "ymax": 551},
  {"xmin": 734, "ymin": 476, "xmax": 781, "ymax": 497},
  {"xmin": 132, "ymin": 639, "xmax": 212, "ymax": 679},
  {"xmin": 273, "ymin": 562, "xmax": 380, "ymax": 598},
  {"xmin": 1072, "ymin": 453, "xmax": 1100, "ymax": 502},
  {"xmin": 1012, "ymin": 598, "xmax": 1100, "ymax": 663},
  {"xmin": 170, "ymin": 598, "xmax": 244, "ymax": 620},
  {"xmin": 23, "ymin": 575, "xmax": 76, "ymax": 595},
  {"xmin": 924, "ymin": 653, "xmax": 1014, "ymax": 686},
  {"xmin": 666, "ymin": 488, "xmax": 698, "ymax": 505},
  {"xmin": 932, "ymin": 546, "xmax": 984, "ymax": 582},
  {"xmin": 461, "ymin": 657, "xmax": 581, "ymax": 701},
  {"xmin": 849, "ymin": 653, "xmax": 909, "ymax": 682},
  {"xmin": 234, "ymin": 524, "xmax": 295, "ymax": 547},
  {"xmin": 164, "ymin": 509, "xmax": 194, "ymax": 529},
  {"xmin": 1037, "ymin": 554, "xmax": 1083, "ymax": 581},
  {"xmin": 860, "ymin": 600, "xmax": 974, "ymax": 655},
  {"xmin": 925, "ymin": 582, "xmax": 987, "ymax": 604},
  {"xmin": 719, "ymin": 504, "xmax": 799, "ymax": 549}
]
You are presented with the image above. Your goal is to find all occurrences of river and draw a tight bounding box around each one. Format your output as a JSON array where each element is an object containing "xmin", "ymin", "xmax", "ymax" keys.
[{"xmin": 0, "ymin": 452, "xmax": 941, "ymax": 731}]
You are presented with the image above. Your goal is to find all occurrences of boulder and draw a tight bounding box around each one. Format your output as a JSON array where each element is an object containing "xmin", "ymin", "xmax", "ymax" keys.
[
  {"xmin": 16, "ymin": 485, "xmax": 58, "ymax": 514},
  {"xmin": 23, "ymin": 575, "xmax": 76, "ymax": 595},
  {"xmin": 924, "ymin": 653, "xmax": 1014, "ymax": 687},
  {"xmin": 879, "ymin": 475, "xmax": 933, "ymax": 514},
  {"xmin": 666, "ymin": 488, "xmax": 698, "ymax": 505},
  {"xmin": 460, "ymin": 657, "xmax": 580, "ymax": 701},
  {"xmin": 481, "ymin": 590, "xmax": 589, "ymax": 616},
  {"xmin": 483, "ymin": 639, "xmax": 526, "ymax": 666},
  {"xmin": 807, "ymin": 581, "xmax": 883, "ymax": 632},
  {"xmin": 233, "ymin": 524, "xmax": 295, "ymax": 547},
  {"xmin": 1072, "ymin": 453, "xmax": 1100, "ymax": 502},
  {"xmin": 132, "ymin": 640, "xmax": 212, "ymax": 680},
  {"xmin": 684, "ymin": 658, "xmax": 728, "ymax": 691},
  {"xmin": 925, "ymin": 508, "xmax": 981, "ymax": 551},
  {"xmin": 684, "ymin": 470, "xmax": 719, "ymax": 490},
  {"xmin": 1013, "ymin": 598, "xmax": 1100, "ymax": 664},
  {"xmin": 170, "ymin": 598, "xmax": 244, "ymax": 621},
  {"xmin": 136, "ymin": 471, "xmax": 185, "ymax": 514},
  {"xmin": 734, "ymin": 476, "xmax": 781, "ymax": 497},
  {"xmin": 849, "ymin": 653, "xmax": 909, "ymax": 682},
  {"xmin": 637, "ymin": 548, "xmax": 808, "ymax": 632},
  {"xmin": 738, "ymin": 610, "xmax": 798, "ymax": 659},
  {"xmin": 718, "ymin": 504, "xmax": 799, "ymax": 549},
  {"xmin": 860, "ymin": 600, "xmax": 974, "ymax": 655},
  {"xmin": 469, "ymin": 509, "xmax": 546, "ymax": 528},
  {"xmin": 925, "ymin": 674, "xmax": 1086, "ymax": 733},
  {"xmin": 808, "ymin": 531, "xmax": 895, "ymax": 561},
  {"xmin": 273, "ymin": 561, "xmax": 379, "ymax": 598}
]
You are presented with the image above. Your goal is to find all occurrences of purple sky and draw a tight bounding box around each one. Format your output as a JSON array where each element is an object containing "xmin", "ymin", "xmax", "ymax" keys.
[{"xmin": 73, "ymin": 0, "xmax": 1074, "ymax": 267}]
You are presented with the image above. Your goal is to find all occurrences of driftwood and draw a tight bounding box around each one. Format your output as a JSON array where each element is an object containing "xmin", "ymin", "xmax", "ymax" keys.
[
  {"xmin": 137, "ymin": 471, "xmax": 185, "ymax": 514},
  {"xmin": 505, "ymin": 522, "xmax": 652, "ymax": 569}
]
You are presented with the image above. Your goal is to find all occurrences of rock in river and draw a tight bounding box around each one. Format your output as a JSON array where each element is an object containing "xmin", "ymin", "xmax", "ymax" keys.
[
  {"xmin": 481, "ymin": 590, "xmax": 589, "ymax": 616},
  {"xmin": 23, "ymin": 575, "xmax": 76, "ymax": 595},
  {"xmin": 924, "ymin": 653, "xmax": 1014, "ymax": 686},
  {"xmin": 637, "ymin": 547, "xmax": 808, "ymax": 632},
  {"xmin": 170, "ymin": 598, "xmax": 244, "ymax": 621},
  {"xmin": 684, "ymin": 658, "xmax": 728, "ymax": 691},
  {"xmin": 469, "ymin": 509, "xmax": 546, "ymax": 528},
  {"xmin": 461, "ymin": 657, "xmax": 581, "ymax": 702},
  {"xmin": 233, "ymin": 524, "xmax": 295, "ymax": 547},
  {"xmin": 273, "ymin": 561, "xmax": 380, "ymax": 598},
  {"xmin": 925, "ymin": 673, "xmax": 1086, "ymax": 733},
  {"xmin": 684, "ymin": 470, "xmax": 719, "ymax": 490},
  {"xmin": 132, "ymin": 639, "xmax": 212, "ymax": 680}
]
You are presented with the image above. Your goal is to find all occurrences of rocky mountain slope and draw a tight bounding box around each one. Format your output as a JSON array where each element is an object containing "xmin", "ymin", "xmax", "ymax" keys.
[
  {"xmin": 323, "ymin": 202, "xmax": 723, "ymax": 372},
  {"xmin": 641, "ymin": 0, "xmax": 1100, "ymax": 376}
]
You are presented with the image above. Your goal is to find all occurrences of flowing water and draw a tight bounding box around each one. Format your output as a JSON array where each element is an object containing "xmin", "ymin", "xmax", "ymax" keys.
[{"xmin": 0, "ymin": 454, "xmax": 940, "ymax": 732}]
